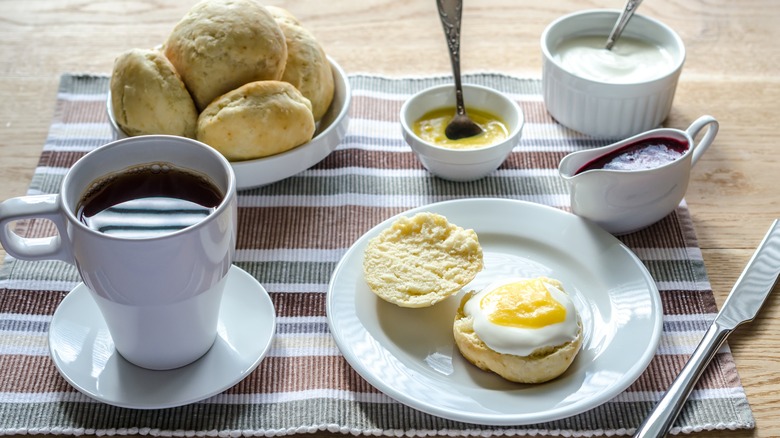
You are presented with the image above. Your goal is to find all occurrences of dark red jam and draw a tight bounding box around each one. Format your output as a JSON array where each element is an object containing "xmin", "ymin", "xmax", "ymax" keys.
[{"xmin": 575, "ymin": 137, "xmax": 689, "ymax": 174}]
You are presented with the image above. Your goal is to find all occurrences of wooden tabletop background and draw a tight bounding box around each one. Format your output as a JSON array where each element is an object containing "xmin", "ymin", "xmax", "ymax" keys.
[{"xmin": 1, "ymin": 0, "xmax": 779, "ymax": 436}]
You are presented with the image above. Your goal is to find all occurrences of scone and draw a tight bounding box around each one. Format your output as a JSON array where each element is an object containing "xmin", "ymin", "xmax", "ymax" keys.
[
  {"xmin": 266, "ymin": 5, "xmax": 301, "ymax": 26},
  {"xmin": 196, "ymin": 80, "xmax": 316, "ymax": 161},
  {"xmin": 110, "ymin": 48, "xmax": 198, "ymax": 138},
  {"xmin": 268, "ymin": 6, "xmax": 334, "ymax": 122},
  {"xmin": 363, "ymin": 212, "xmax": 483, "ymax": 308},
  {"xmin": 453, "ymin": 277, "xmax": 582, "ymax": 383},
  {"xmin": 164, "ymin": 0, "xmax": 288, "ymax": 111}
]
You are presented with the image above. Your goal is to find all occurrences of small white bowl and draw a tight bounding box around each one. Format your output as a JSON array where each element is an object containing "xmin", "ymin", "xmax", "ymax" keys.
[
  {"xmin": 400, "ymin": 84, "xmax": 524, "ymax": 182},
  {"xmin": 541, "ymin": 10, "xmax": 685, "ymax": 139},
  {"xmin": 107, "ymin": 57, "xmax": 351, "ymax": 190}
]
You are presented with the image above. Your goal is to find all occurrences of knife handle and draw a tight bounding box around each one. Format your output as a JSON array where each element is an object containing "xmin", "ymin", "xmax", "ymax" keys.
[{"xmin": 633, "ymin": 322, "xmax": 732, "ymax": 437}]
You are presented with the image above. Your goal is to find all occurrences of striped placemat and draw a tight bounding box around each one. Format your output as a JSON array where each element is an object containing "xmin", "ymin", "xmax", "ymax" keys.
[{"xmin": 0, "ymin": 73, "xmax": 754, "ymax": 436}]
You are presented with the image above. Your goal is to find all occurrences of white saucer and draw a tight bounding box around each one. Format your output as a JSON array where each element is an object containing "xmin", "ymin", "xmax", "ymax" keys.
[{"xmin": 49, "ymin": 265, "xmax": 276, "ymax": 409}]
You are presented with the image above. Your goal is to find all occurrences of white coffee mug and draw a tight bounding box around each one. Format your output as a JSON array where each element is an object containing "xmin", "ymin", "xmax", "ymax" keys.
[{"xmin": 0, "ymin": 135, "xmax": 237, "ymax": 370}]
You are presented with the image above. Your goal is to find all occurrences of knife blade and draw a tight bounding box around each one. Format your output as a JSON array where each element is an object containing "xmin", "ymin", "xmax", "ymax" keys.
[{"xmin": 634, "ymin": 219, "xmax": 780, "ymax": 437}]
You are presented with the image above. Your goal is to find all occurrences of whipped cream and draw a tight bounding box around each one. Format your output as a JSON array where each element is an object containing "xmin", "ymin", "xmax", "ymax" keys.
[{"xmin": 554, "ymin": 35, "xmax": 675, "ymax": 83}]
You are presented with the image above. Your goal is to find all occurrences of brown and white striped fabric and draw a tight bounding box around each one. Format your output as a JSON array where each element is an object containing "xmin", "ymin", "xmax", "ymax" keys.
[{"xmin": 0, "ymin": 74, "xmax": 754, "ymax": 436}]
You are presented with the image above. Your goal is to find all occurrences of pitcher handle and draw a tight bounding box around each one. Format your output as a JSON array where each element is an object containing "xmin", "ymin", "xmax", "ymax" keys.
[
  {"xmin": 687, "ymin": 115, "xmax": 719, "ymax": 167},
  {"xmin": 0, "ymin": 194, "xmax": 73, "ymax": 263}
]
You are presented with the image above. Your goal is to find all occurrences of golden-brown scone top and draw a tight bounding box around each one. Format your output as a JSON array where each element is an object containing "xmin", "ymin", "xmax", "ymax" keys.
[
  {"xmin": 453, "ymin": 283, "xmax": 583, "ymax": 384},
  {"xmin": 197, "ymin": 80, "xmax": 315, "ymax": 161},
  {"xmin": 110, "ymin": 48, "xmax": 198, "ymax": 138},
  {"xmin": 164, "ymin": 0, "xmax": 288, "ymax": 111},
  {"xmin": 267, "ymin": 6, "xmax": 335, "ymax": 122},
  {"xmin": 363, "ymin": 212, "xmax": 484, "ymax": 308}
]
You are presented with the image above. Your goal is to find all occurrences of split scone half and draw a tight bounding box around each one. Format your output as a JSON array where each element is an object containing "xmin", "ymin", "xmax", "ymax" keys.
[
  {"xmin": 453, "ymin": 277, "xmax": 582, "ymax": 383},
  {"xmin": 363, "ymin": 212, "xmax": 483, "ymax": 308}
]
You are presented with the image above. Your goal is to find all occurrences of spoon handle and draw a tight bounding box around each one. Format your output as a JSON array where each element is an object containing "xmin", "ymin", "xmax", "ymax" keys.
[
  {"xmin": 437, "ymin": 0, "xmax": 467, "ymax": 116},
  {"xmin": 605, "ymin": 0, "xmax": 644, "ymax": 50}
]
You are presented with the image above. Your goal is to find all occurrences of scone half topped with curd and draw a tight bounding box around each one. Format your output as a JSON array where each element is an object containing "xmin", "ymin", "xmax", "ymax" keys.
[
  {"xmin": 454, "ymin": 277, "xmax": 582, "ymax": 383},
  {"xmin": 363, "ymin": 212, "xmax": 483, "ymax": 308}
]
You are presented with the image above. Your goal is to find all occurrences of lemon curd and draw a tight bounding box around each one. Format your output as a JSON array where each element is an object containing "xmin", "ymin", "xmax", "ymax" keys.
[
  {"xmin": 463, "ymin": 276, "xmax": 580, "ymax": 357},
  {"xmin": 413, "ymin": 107, "xmax": 509, "ymax": 149},
  {"xmin": 480, "ymin": 278, "xmax": 567, "ymax": 329}
]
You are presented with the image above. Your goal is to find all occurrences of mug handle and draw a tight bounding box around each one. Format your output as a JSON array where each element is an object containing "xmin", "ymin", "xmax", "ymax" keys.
[
  {"xmin": 687, "ymin": 115, "xmax": 719, "ymax": 167},
  {"xmin": 0, "ymin": 194, "xmax": 73, "ymax": 263}
]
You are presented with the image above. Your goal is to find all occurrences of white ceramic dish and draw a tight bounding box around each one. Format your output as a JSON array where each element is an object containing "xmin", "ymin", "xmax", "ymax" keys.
[
  {"xmin": 400, "ymin": 84, "xmax": 524, "ymax": 181},
  {"xmin": 107, "ymin": 57, "xmax": 351, "ymax": 190},
  {"xmin": 541, "ymin": 10, "xmax": 685, "ymax": 139},
  {"xmin": 49, "ymin": 265, "xmax": 276, "ymax": 409},
  {"xmin": 327, "ymin": 198, "xmax": 662, "ymax": 425}
]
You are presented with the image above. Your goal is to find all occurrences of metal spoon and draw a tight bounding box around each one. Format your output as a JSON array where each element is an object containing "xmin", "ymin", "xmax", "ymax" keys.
[
  {"xmin": 436, "ymin": 0, "xmax": 483, "ymax": 140},
  {"xmin": 605, "ymin": 0, "xmax": 644, "ymax": 50}
]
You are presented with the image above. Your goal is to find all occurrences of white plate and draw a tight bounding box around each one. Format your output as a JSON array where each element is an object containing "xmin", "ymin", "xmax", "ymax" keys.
[
  {"xmin": 107, "ymin": 57, "xmax": 351, "ymax": 190},
  {"xmin": 49, "ymin": 265, "xmax": 276, "ymax": 409},
  {"xmin": 326, "ymin": 198, "xmax": 662, "ymax": 425}
]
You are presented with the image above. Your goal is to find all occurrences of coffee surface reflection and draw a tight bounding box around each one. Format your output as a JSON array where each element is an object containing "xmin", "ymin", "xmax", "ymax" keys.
[{"xmin": 77, "ymin": 162, "xmax": 223, "ymax": 238}]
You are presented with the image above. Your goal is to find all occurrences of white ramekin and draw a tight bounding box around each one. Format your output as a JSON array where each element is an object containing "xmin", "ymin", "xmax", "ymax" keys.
[
  {"xmin": 400, "ymin": 84, "xmax": 524, "ymax": 182},
  {"xmin": 541, "ymin": 10, "xmax": 685, "ymax": 139}
]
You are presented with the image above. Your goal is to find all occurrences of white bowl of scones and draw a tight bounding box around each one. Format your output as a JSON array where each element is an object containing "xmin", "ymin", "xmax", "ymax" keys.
[
  {"xmin": 106, "ymin": 0, "xmax": 351, "ymax": 189},
  {"xmin": 362, "ymin": 212, "xmax": 582, "ymax": 384}
]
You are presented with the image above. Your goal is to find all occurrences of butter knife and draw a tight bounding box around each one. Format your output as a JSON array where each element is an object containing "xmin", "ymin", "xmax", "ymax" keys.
[{"xmin": 634, "ymin": 219, "xmax": 780, "ymax": 437}]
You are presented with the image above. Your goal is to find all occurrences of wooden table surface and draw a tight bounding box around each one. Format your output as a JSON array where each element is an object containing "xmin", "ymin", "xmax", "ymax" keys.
[{"xmin": 1, "ymin": 0, "xmax": 779, "ymax": 436}]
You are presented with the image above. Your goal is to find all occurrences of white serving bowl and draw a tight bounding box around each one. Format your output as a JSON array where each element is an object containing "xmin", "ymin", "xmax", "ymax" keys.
[
  {"xmin": 541, "ymin": 10, "xmax": 685, "ymax": 139},
  {"xmin": 400, "ymin": 84, "xmax": 524, "ymax": 182},
  {"xmin": 107, "ymin": 57, "xmax": 351, "ymax": 190}
]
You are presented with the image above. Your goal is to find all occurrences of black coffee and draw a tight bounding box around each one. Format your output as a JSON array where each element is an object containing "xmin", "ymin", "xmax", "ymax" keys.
[{"xmin": 77, "ymin": 162, "xmax": 223, "ymax": 238}]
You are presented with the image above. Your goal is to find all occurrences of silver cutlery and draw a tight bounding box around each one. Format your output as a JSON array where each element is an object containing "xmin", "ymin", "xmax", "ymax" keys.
[{"xmin": 634, "ymin": 219, "xmax": 780, "ymax": 437}]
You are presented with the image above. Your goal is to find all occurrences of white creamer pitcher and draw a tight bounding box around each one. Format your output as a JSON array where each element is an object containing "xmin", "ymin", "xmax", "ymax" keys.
[{"xmin": 558, "ymin": 115, "xmax": 718, "ymax": 235}]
